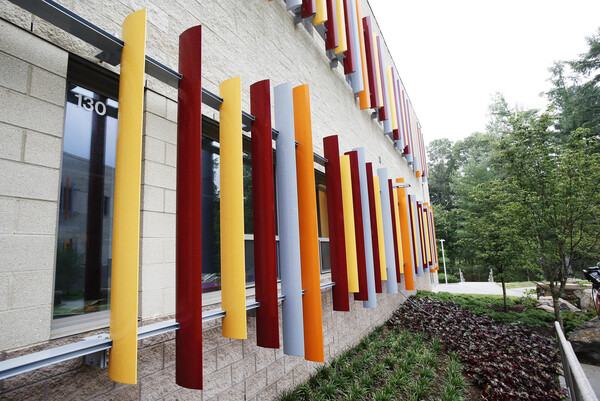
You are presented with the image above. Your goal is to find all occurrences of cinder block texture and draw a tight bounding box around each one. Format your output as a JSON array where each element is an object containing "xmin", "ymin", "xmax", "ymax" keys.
[{"xmin": 0, "ymin": 19, "xmax": 66, "ymax": 351}]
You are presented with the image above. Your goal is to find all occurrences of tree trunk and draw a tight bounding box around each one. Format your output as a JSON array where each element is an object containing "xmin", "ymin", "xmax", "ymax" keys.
[{"xmin": 501, "ymin": 274, "xmax": 507, "ymax": 312}]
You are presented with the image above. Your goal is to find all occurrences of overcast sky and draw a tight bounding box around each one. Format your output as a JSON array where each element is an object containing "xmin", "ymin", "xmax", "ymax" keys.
[{"xmin": 368, "ymin": 0, "xmax": 600, "ymax": 145}]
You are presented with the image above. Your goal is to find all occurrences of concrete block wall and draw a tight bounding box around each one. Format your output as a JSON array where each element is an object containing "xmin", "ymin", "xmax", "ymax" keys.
[
  {"xmin": 0, "ymin": 18, "xmax": 67, "ymax": 351},
  {"xmin": 140, "ymin": 89, "xmax": 178, "ymax": 320},
  {"xmin": 0, "ymin": 286, "xmax": 414, "ymax": 400}
]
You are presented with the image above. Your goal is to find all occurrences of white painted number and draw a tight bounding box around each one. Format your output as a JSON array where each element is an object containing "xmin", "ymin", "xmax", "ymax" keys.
[
  {"xmin": 94, "ymin": 101, "xmax": 106, "ymax": 116},
  {"xmin": 74, "ymin": 93, "xmax": 107, "ymax": 116}
]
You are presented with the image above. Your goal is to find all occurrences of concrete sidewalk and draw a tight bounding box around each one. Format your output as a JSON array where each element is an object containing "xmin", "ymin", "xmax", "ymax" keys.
[
  {"xmin": 433, "ymin": 281, "xmax": 600, "ymax": 399},
  {"xmin": 433, "ymin": 281, "xmax": 535, "ymax": 297}
]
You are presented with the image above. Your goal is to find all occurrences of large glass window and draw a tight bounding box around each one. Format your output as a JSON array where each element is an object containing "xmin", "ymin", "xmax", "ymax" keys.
[{"xmin": 53, "ymin": 58, "xmax": 118, "ymax": 323}]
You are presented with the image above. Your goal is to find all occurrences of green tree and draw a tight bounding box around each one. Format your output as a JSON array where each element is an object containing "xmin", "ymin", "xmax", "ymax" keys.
[
  {"xmin": 427, "ymin": 138, "xmax": 457, "ymax": 210},
  {"xmin": 465, "ymin": 180, "xmax": 528, "ymax": 310},
  {"xmin": 499, "ymin": 112, "xmax": 600, "ymax": 327},
  {"xmin": 547, "ymin": 29, "xmax": 600, "ymax": 137},
  {"xmin": 451, "ymin": 132, "xmax": 501, "ymax": 276}
]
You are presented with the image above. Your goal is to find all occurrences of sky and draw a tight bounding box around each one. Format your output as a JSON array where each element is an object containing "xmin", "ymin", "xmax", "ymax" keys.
[{"xmin": 368, "ymin": 0, "xmax": 600, "ymax": 145}]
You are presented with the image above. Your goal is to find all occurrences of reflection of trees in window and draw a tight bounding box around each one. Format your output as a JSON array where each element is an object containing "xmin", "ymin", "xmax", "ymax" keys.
[
  {"xmin": 201, "ymin": 138, "xmax": 221, "ymax": 292},
  {"xmin": 243, "ymin": 153, "xmax": 253, "ymax": 235},
  {"xmin": 201, "ymin": 139, "xmax": 256, "ymax": 292},
  {"xmin": 84, "ymin": 92, "xmax": 107, "ymax": 303}
]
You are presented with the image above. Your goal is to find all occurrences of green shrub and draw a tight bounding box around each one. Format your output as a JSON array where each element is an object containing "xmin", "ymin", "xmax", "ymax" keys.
[
  {"xmin": 563, "ymin": 310, "xmax": 598, "ymax": 334},
  {"xmin": 417, "ymin": 291, "xmax": 596, "ymax": 331},
  {"xmin": 440, "ymin": 272, "xmax": 461, "ymax": 283}
]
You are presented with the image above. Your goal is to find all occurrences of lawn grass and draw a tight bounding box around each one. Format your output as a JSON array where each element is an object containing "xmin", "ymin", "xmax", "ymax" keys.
[
  {"xmin": 498, "ymin": 281, "xmax": 537, "ymax": 289},
  {"xmin": 417, "ymin": 290, "xmax": 597, "ymax": 334},
  {"xmin": 278, "ymin": 325, "xmax": 466, "ymax": 401}
]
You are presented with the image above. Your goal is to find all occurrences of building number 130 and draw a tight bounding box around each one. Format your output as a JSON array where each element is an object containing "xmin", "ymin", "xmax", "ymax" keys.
[{"xmin": 74, "ymin": 92, "xmax": 107, "ymax": 116}]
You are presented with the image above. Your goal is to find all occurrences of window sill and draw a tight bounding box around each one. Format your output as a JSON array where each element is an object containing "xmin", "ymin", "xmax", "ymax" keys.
[{"xmin": 50, "ymin": 310, "xmax": 110, "ymax": 340}]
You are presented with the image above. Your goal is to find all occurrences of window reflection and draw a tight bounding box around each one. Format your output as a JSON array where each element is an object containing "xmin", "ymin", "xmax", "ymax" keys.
[
  {"xmin": 201, "ymin": 138, "xmax": 254, "ymax": 292},
  {"xmin": 54, "ymin": 83, "xmax": 118, "ymax": 318}
]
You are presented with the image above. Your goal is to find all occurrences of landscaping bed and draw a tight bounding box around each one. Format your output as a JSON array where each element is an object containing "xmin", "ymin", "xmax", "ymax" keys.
[
  {"xmin": 418, "ymin": 290, "xmax": 596, "ymax": 335},
  {"xmin": 280, "ymin": 292, "xmax": 576, "ymax": 400},
  {"xmin": 391, "ymin": 296, "xmax": 564, "ymax": 400}
]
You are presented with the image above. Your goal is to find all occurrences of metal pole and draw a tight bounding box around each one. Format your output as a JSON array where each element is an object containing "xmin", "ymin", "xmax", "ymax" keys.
[{"xmin": 440, "ymin": 239, "xmax": 447, "ymax": 284}]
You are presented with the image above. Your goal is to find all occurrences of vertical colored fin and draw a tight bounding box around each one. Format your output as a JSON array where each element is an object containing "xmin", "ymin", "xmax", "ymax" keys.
[
  {"xmin": 366, "ymin": 163, "xmax": 383, "ymax": 293},
  {"xmin": 340, "ymin": 155, "xmax": 359, "ymax": 293},
  {"xmin": 372, "ymin": 34, "xmax": 384, "ymax": 109},
  {"xmin": 176, "ymin": 25, "xmax": 203, "ymax": 390},
  {"xmin": 388, "ymin": 179, "xmax": 402, "ymax": 282},
  {"xmin": 356, "ymin": 0, "xmax": 370, "ymax": 109},
  {"xmin": 346, "ymin": 151, "xmax": 368, "ymax": 301},
  {"xmin": 409, "ymin": 195, "xmax": 424, "ymax": 277},
  {"xmin": 373, "ymin": 177, "xmax": 387, "ymax": 281},
  {"xmin": 416, "ymin": 201, "xmax": 427, "ymax": 273},
  {"xmin": 342, "ymin": 0, "xmax": 355, "ymax": 74},
  {"xmin": 324, "ymin": 0, "xmax": 339, "ymax": 50},
  {"xmin": 302, "ymin": 0, "xmax": 317, "ymax": 19},
  {"xmin": 293, "ymin": 85, "xmax": 324, "ymax": 362},
  {"xmin": 287, "ymin": 0, "xmax": 302, "ymax": 12},
  {"xmin": 220, "ymin": 77, "xmax": 247, "ymax": 340},
  {"xmin": 396, "ymin": 178, "xmax": 415, "ymax": 291},
  {"xmin": 109, "ymin": 9, "xmax": 147, "ymax": 385},
  {"xmin": 377, "ymin": 168, "xmax": 398, "ymax": 293},
  {"xmin": 362, "ymin": 17, "xmax": 379, "ymax": 109},
  {"xmin": 314, "ymin": 0, "xmax": 327, "ymax": 25},
  {"xmin": 354, "ymin": 149, "xmax": 376, "ymax": 308},
  {"xmin": 334, "ymin": 0, "xmax": 347, "ymax": 54},
  {"xmin": 251, "ymin": 79, "xmax": 279, "ymax": 349},
  {"xmin": 274, "ymin": 83, "xmax": 305, "ymax": 357},
  {"xmin": 376, "ymin": 36, "xmax": 389, "ymax": 122},
  {"xmin": 392, "ymin": 185, "xmax": 404, "ymax": 275},
  {"xmin": 387, "ymin": 67, "xmax": 398, "ymax": 131},
  {"xmin": 324, "ymin": 136, "xmax": 349, "ymax": 311}
]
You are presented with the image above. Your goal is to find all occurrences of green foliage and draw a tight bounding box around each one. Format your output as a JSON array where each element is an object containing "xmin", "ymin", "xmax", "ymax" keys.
[
  {"xmin": 546, "ymin": 29, "xmax": 600, "ymax": 136},
  {"xmin": 562, "ymin": 309, "xmax": 598, "ymax": 335},
  {"xmin": 502, "ymin": 281, "xmax": 537, "ymax": 289},
  {"xmin": 440, "ymin": 272, "xmax": 461, "ymax": 283},
  {"xmin": 55, "ymin": 247, "xmax": 84, "ymax": 294},
  {"xmin": 499, "ymin": 111, "xmax": 600, "ymax": 326},
  {"xmin": 278, "ymin": 325, "xmax": 466, "ymax": 401},
  {"xmin": 427, "ymin": 34, "xmax": 600, "ymax": 323},
  {"xmin": 417, "ymin": 291, "xmax": 555, "ymax": 327}
]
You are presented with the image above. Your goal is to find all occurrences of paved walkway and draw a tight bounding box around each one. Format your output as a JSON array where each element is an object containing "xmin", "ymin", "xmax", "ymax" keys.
[
  {"xmin": 433, "ymin": 281, "xmax": 535, "ymax": 297},
  {"xmin": 433, "ymin": 281, "xmax": 600, "ymax": 398}
]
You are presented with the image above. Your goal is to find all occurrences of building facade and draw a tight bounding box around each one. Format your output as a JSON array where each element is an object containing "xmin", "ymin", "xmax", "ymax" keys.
[{"xmin": 0, "ymin": 0, "xmax": 438, "ymax": 399}]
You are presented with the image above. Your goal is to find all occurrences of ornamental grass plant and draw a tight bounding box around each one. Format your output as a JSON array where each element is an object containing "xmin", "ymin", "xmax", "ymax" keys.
[{"xmin": 279, "ymin": 326, "xmax": 466, "ymax": 401}]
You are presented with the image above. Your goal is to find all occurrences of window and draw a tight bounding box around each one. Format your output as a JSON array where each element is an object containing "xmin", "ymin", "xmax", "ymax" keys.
[
  {"xmin": 316, "ymin": 177, "xmax": 331, "ymax": 273},
  {"xmin": 52, "ymin": 57, "xmax": 119, "ymax": 333},
  {"xmin": 201, "ymin": 127, "xmax": 260, "ymax": 293}
]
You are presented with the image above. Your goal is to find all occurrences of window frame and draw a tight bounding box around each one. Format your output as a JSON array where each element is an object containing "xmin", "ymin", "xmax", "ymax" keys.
[{"xmin": 50, "ymin": 56, "xmax": 119, "ymax": 338}]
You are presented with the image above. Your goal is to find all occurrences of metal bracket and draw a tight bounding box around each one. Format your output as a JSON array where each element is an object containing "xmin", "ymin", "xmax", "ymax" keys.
[
  {"xmin": 83, "ymin": 335, "xmax": 109, "ymax": 368},
  {"xmin": 314, "ymin": 23, "xmax": 326, "ymax": 42},
  {"xmin": 293, "ymin": 11, "xmax": 302, "ymax": 25}
]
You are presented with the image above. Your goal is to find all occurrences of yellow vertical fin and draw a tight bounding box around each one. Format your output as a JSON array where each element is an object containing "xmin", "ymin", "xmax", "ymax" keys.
[
  {"xmin": 220, "ymin": 77, "xmax": 247, "ymax": 339},
  {"xmin": 108, "ymin": 9, "xmax": 147, "ymax": 385}
]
